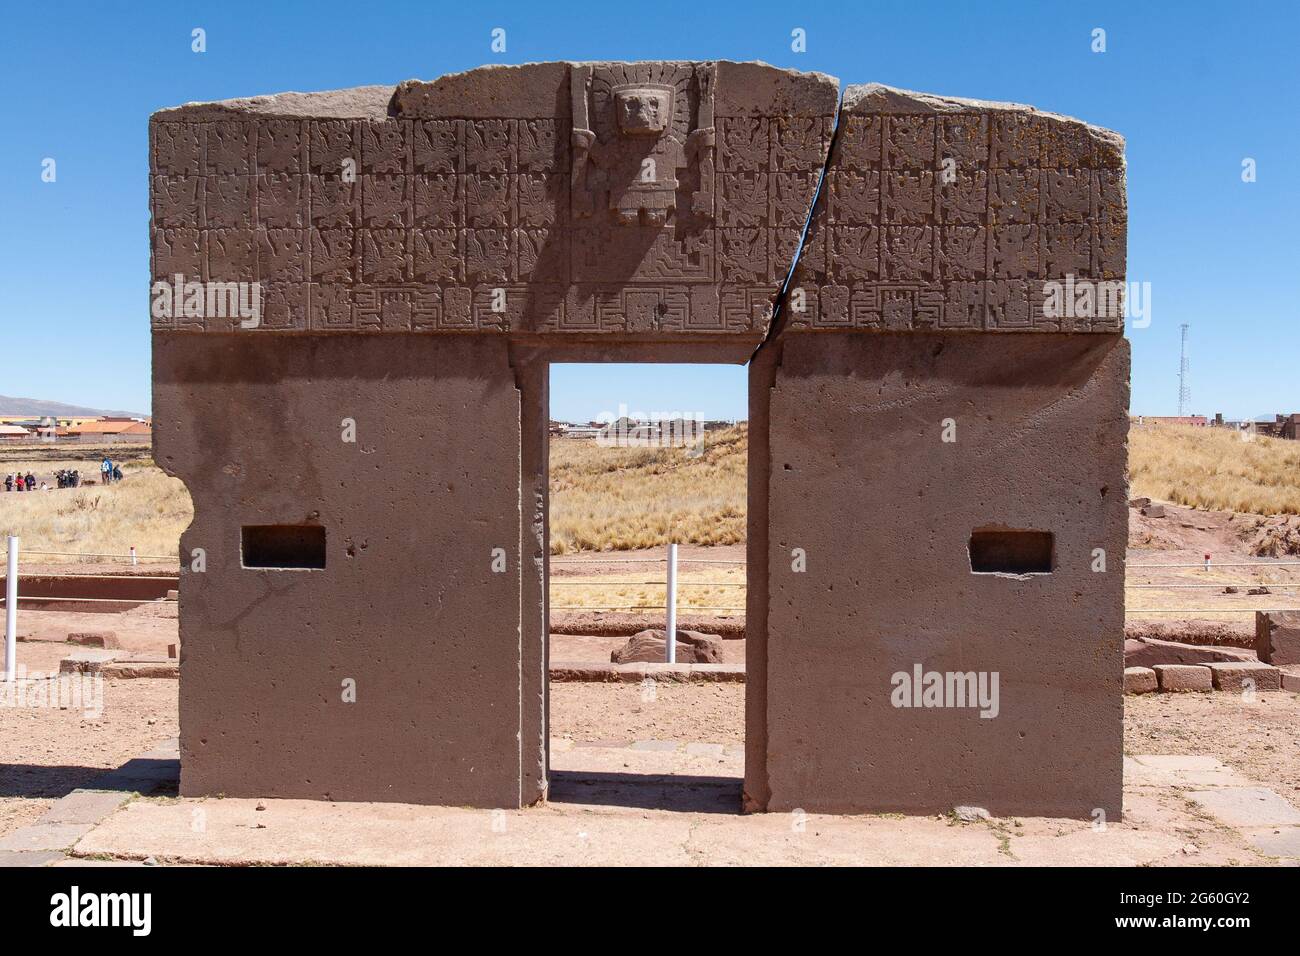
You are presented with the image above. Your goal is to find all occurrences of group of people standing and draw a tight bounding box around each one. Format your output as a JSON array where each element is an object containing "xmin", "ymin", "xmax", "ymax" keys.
[
  {"xmin": 3, "ymin": 458, "xmax": 125, "ymax": 492},
  {"xmin": 3, "ymin": 472, "xmax": 39, "ymax": 492},
  {"xmin": 100, "ymin": 457, "xmax": 123, "ymax": 484}
]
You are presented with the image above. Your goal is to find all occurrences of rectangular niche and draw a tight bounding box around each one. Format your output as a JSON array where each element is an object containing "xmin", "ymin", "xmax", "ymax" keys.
[
  {"xmin": 241, "ymin": 525, "xmax": 327, "ymax": 570},
  {"xmin": 968, "ymin": 528, "xmax": 1053, "ymax": 575}
]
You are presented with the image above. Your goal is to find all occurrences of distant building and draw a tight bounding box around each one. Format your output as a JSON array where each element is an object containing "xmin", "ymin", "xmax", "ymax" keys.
[
  {"xmin": 0, "ymin": 424, "xmax": 31, "ymax": 441},
  {"xmin": 65, "ymin": 419, "xmax": 152, "ymax": 443},
  {"xmin": 1284, "ymin": 414, "xmax": 1300, "ymax": 441},
  {"xmin": 1211, "ymin": 412, "xmax": 1300, "ymax": 440}
]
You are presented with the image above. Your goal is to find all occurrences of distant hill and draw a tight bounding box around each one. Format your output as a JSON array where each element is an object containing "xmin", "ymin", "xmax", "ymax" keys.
[{"xmin": 0, "ymin": 395, "xmax": 147, "ymax": 419}]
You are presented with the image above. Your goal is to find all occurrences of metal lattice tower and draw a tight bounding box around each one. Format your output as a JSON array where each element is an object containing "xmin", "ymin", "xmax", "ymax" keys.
[{"xmin": 1177, "ymin": 324, "xmax": 1191, "ymax": 416}]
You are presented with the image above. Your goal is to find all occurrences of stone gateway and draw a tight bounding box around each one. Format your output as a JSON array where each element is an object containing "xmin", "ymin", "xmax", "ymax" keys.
[{"xmin": 150, "ymin": 61, "xmax": 1128, "ymax": 818}]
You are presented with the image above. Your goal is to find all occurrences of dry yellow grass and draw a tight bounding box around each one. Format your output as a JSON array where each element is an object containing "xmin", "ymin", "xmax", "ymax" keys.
[
  {"xmin": 5, "ymin": 421, "xmax": 1295, "ymax": 584},
  {"xmin": 1129, "ymin": 423, "xmax": 1300, "ymax": 516},
  {"xmin": 551, "ymin": 563, "xmax": 746, "ymax": 612},
  {"xmin": 549, "ymin": 424, "xmax": 746, "ymax": 554},
  {"xmin": 0, "ymin": 458, "xmax": 189, "ymax": 563}
]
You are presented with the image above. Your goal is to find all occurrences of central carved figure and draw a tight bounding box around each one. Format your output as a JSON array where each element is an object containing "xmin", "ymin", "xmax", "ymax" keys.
[{"xmin": 572, "ymin": 65, "xmax": 714, "ymax": 228}]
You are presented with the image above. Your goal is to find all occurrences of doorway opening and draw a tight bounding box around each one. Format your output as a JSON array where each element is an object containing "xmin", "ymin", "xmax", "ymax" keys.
[{"xmin": 545, "ymin": 362, "xmax": 747, "ymax": 812}]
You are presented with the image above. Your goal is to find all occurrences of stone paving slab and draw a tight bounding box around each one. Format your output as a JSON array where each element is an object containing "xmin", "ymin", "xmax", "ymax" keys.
[
  {"xmin": 1187, "ymin": 787, "xmax": 1300, "ymax": 828},
  {"xmin": 0, "ymin": 850, "xmax": 65, "ymax": 867},
  {"xmin": 1123, "ymin": 754, "xmax": 1253, "ymax": 788},
  {"xmin": 0, "ymin": 822, "xmax": 96, "ymax": 853},
  {"xmin": 70, "ymin": 780, "xmax": 1263, "ymax": 868},
  {"xmin": 39, "ymin": 790, "xmax": 132, "ymax": 825},
  {"xmin": 30, "ymin": 741, "xmax": 1287, "ymax": 867},
  {"xmin": 685, "ymin": 743, "xmax": 726, "ymax": 758},
  {"xmin": 61, "ymin": 747, "xmax": 1282, "ymax": 867},
  {"xmin": 1247, "ymin": 827, "xmax": 1300, "ymax": 859},
  {"xmin": 52, "ymin": 858, "xmax": 151, "ymax": 867},
  {"xmin": 630, "ymin": 739, "xmax": 680, "ymax": 752}
]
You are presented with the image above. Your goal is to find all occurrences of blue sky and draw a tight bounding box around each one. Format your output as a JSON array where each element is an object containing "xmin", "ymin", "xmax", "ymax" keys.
[{"xmin": 2, "ymin": 0, "xmax": 1295, "ymax": 419}]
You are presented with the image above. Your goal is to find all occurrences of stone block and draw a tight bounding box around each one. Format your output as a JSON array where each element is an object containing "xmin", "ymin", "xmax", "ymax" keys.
[
  {"xmin": 1153, "ymin": 664, "xmax": 1212, "ymax": 692},
  {"xmin": 67, "ymin": 631, "xmax": 120, "ymax": 649},
  {"xmin": 1124, "ymin": 636, "xmax": 1253, "ymax": 668},
  {"xmin": 611, "ymin": 629, "xmax": 723, "ymax": 664},
  {"xmin": 1207, "ymin": 661, "xmax": 1282, "ymax": 692},
  {"xmin": 1256, "ymin": 610, "xmax": 1300, "ymax": 666},
  {"xmin": 1124, "ymin": 666, "xmax": 1157, "ymax": 694}
]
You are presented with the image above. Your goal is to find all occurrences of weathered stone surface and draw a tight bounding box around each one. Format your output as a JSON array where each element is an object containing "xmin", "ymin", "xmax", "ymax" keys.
[
  {"xmin": 1124, "ymin": 636, "xmax": 1253, "ymax": 669},
  {"xmin": 58, "ymin": 649, "xmax": 119, "ymax": 674},
  {"xmin": 611, "ymin": 628, "xmax": 723, "ymax": 664},
  {"xmin": 1153, "ymin": 664, "xmax": 1213, "ymax": 693},
  {"xmin": 103, "ymin": 662, "xmax": 179, "ymax": 679},
  {"xmin": 156, "ymin": 335, "xmax": 526, "ymax": 808},
  {"xmin": 1256, "ymin": 610, "xmax": 1300, "ymax": 666},
  {"xmin": 39, "ymin": 790, "xmax": 131, "ymax": 826},
  {"xmin": 1124, "ymin": 754, "xmax": 1251, "ymax": 788},
  {"xmin": 67, "ymin": 631, "xmax": 120, "ymax": 649},
  {"xmin": 0, "ymin": 850, "xmax": 64, "ymax": 867},
  {"xmin": 1124, "ymin": 667, "xmax": 1158, "ymax": 695},
  {"xmin": 1187, "ymin": 787, "xmax": 1300, "ymax": 828},
  {"xmin": 752, "ymin": 332, "xmax": 1128, "ymax": 818},
  {"xmin": 785, "ymin": 84, "xmax": 1126, "ymax": 334},
  {"xmin": 1207, "ymin": 661, "xmax": 1282, "ymax": 692},
  {"xmin": 0, "ymin": 823, "xmax": 95, "ymax": 853},
  {"xmin": 1250, "ymin": 827, "xmax": 1300, "ymax": 859},
  {"xmin": 149, "ymin": 62, "xmax": 839, "ymax": 342}
]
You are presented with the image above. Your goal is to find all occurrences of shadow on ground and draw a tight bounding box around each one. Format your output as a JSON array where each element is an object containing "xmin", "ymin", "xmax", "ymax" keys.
[{"xmin": 548, "ymin": 770, "xmax": 741, "ymax": 814}]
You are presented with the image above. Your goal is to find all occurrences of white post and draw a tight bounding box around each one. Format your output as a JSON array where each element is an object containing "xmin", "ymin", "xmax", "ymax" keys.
[
  {"xmin": 130, "ymin": 546, "xmax": 137, "ymax": 567},
  {"xmin": 1204, "ymin": 552, "xmax": 1211, "ymax": 572},
  {"xmin": 5, "ymin": 536, "xmax": 17, "ymax": 683},
  {"xmin": 665, "ymin": 542, "xmax": 678, "ymax": 664}
]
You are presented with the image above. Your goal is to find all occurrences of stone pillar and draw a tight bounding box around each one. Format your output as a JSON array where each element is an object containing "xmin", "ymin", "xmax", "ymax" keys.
[{"xmin": 156, "ymin": 334, "xmax": 526, "ymax": 807}]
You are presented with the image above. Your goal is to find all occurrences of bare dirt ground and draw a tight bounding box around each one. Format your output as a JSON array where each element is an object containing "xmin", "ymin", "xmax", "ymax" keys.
[
  {"xmin": 551, "ymin": 681, "xmax": 744, "ymax": 745},
  {"xmin": 0, "ymin": 643, "xmax": 177, "ymax": 838},
  {"xmin": 1124, "ymin": 691, "xmax": 1300, "ymax": 799},
  {"xmin": 18, "ymin": 604, "xmax": 177, "ymax": 653}
]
